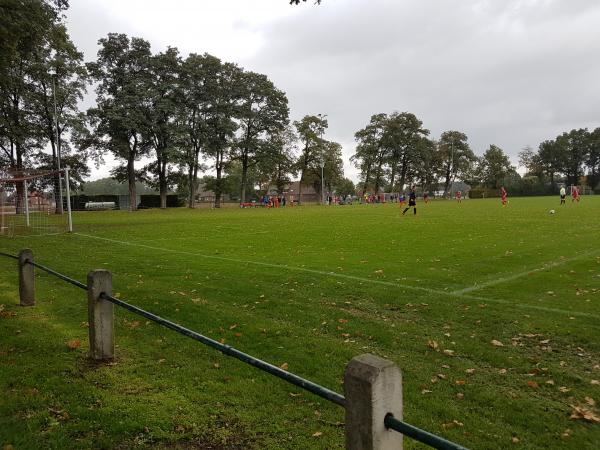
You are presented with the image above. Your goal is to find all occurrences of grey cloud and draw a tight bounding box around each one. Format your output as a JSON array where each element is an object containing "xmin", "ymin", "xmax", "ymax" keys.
[{"xmin": 242, "ymin": 0, "xmax": 600, "ymax": 174}]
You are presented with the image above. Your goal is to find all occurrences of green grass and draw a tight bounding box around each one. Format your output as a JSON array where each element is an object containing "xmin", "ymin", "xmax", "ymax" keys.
[{"xmin": 1, "ymin": 197, "xmax": 599, "ymax": 449}]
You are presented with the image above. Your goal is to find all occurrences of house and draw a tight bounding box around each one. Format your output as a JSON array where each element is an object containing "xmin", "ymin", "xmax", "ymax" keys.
[{"xmin": 269, "ymin": 181, "xmax": 319, "ymax": 204}]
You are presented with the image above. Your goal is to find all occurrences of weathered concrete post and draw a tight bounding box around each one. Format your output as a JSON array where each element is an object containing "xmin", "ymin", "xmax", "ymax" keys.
[
  {"xmin": 18, "ymin": 249, "xmax": 35, "ymax": 306},
  {"xmin": 87, "ymin": 270, "xmax": 114, "ymax": 360},
  {"xmin": 344, "ymin": 354, "xmax": 403, "ymax": 450}
]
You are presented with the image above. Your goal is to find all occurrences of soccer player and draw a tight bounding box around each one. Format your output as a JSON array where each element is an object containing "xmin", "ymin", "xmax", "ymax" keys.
[
  {"xmin": 560, "ymin": 186, "xmax": 566, "ymax": 205},
  {"xmin": 399, "ymin": 193, "xmax": 406, "ymax": 208},
  {"xmin": 571, "ymin": 185, "xmax": 580, "ymax": 203},
  {"xmin": 500, "ymin": 186, "xmax": 507, "ymax": 206},
  {"xmin": 456, "ymin": 190, "xmax": 462, "ymax": 203},
  {"xmin": 402, "ymin": 186, "xmax": 417, "ymax": 215}
]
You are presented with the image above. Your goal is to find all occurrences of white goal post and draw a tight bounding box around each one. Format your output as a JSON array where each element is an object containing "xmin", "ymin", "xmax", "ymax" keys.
[{"xmin": 0, "ymin": 168, "xmax": 73, "ymax": 236}]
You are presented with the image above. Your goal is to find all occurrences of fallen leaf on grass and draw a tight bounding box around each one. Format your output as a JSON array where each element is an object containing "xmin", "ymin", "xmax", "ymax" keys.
[
  {"xmin": 456, "ymin": 393, "xmax": 464, "ymax": 400},
  {"xmin": 48, "ymin": 407, "xmax": 70, "ymax": 421},
  {"xmin": 559, "ymin": 386, "xmax": 571, "ymax": 393},
  {"xmin": 280, "ymin": 362, "xmax": 289, "ymax": 371},
  {"xmin": 491, "ymin": 340, "xmax": 504, "ymax": 347},
  {"xmin": 442, "ymin": 420, "xmax": 464, "ymax": 430},
  {"xmin": 229, "ymin": 324, "xmax": 238, "ymax": 330},
  {"xmin": 546, "ymin": 380, "xmax": 555, "ymax": 385},
  {"xmin": 312, "ymin": 431, "xmax": 323, "ymax": 438},
  {"xmin": 66, "ymin": 339, "xmax": 81, "ymax": 350},
  {"xmin": 443, "ymin": 349, "xmax": 455, "ymax": 356},
  {"xmin": 511, "ymin": 437, "xmax": 520, "ymax": 443},
  {"xmin": 427, "ymin": 340, "xmax": 439, "ymax": 350},
  {"xmin": 591, "ymin": 380, "xmax": 600, "ymax": 385},
  {"xmin": 569, "ymin": 404, "xmax": 600, "ymax": 423},
  {"xmin": 499, "ymin": 369, "xmax": 508, "ymax": 374},
  {"xmin": 421, "ymin": 389, "xmax": 432, "ymax": 394},
  {"xmin": 585, "ymin": 397, "xmax": 596, "ymax": 406},
  {"xmin": 527, "ymin": 381, "xmax": 539, "ymax": 389},
  {"xmin": 338, "ymin": 318, "xmax": 348, "ymax": 324},
  {"xmin": 455, "ymin": 380, "xmax": 466, "ymax": 386},
  {"xmin": 465, "ymin": 368, "xmax": 475, "ymax": 375}
]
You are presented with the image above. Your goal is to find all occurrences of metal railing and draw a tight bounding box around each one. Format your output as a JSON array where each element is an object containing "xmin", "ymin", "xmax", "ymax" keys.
[{"xmin": 0, "ymin": 250, "xmax": 468, "ymax": 450}]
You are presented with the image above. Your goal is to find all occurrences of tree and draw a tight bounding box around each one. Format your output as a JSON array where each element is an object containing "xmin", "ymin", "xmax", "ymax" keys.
[
  {"xmin": 28, "ymin": 22, "xmax": 87, "ymax": 213},
  {"xmin": 351, "ymin": 113, "xmax": 387, "ymax": 193},
  {"xmin": 0, "ymin": 0, "xmax": 62, "ymax": 171},
  {"xmin": 294, "ymin": 114, "xmax": 327, "ymax": 204},
  {"xmin": 144, "ymin": 47, "xmax": 181, "ymax": 208},
  {"xmin": 479, "ymin": 145, "xmax": 515, "ymax": 189},
  {"xmin": 202, "ymin": 58, "xmax": 242, "ymax": 208},
  {"xmin": 518, "ymin": 145, "xmax": 543, "ymax": 177},
  {"xmin": 305, "ymin": 140, "xmax": 344, "ymax": 198},
  {"xmin": 1, "ymin": 0, "xmax": 70, "ymax": 213},
  {"xmin": 437, "ymin": 130, "xmax": 475, "ymax": 196},
  {"xmin": 334, "ymin": 178, "xmax": 355, "ymax": 198},
  {"xmin": 87, "ymin": 33, "xmax": 153, "ymax": 211},
  {"xmin": 383, "ymin": 112, "xmax": 430, "ymax": 191},
  {"xmin": 257, "ymin": 125, "xmax": 297, "ymax": 195},
  {"xmin": 586, "ymin": 127, "xmax": 600, "ymax": 190},
  {"xmin": 177, "ymin": 53, "xmax": 212, "ymax": 208},
  {"xmin": 557, "ymin": 128, "xmax": 590, "ymax": 186},
  {"xmin": 234, "ymin": 71, "xmax": 289, "ymax": 203},
  {"xmin": 411, "ymin": 137, "xmax": 440, "ymax": 194},
  {"xmin": 537, "ymin": 139, "xmax": 563, "ymax": 187}
]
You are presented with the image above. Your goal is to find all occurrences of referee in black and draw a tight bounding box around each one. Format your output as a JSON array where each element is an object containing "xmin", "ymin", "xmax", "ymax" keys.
[{"xmin": 402, "ymin": 186, "xmax": 417, "ymax": 215}]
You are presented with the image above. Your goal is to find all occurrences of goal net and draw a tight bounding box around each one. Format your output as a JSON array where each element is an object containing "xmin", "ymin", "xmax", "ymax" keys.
[{"xmin": 0, "ymin": 168, "xmax": 73, "ymax": 237}]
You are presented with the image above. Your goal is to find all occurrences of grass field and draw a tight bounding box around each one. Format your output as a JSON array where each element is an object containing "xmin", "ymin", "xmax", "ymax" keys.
[{"xmin": 1, "ymin": 197, "xmax": 599, "ymax": 449}]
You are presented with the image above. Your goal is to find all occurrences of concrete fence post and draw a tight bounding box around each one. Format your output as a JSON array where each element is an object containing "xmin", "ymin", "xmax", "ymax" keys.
[
  {"xmin": 344, "ymin": 354, "xmax": 403, "ymax": 450},
  {"xmin": 87, "ymin": 270, "xmax": 114, "ymax": 360},
  {"xmin": 18, "ymin": 249, "xmax": 35, "ymax": 306}
]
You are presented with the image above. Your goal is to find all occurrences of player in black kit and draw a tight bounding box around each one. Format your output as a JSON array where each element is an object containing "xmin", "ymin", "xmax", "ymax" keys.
[{"xmin": 402, "ymin": 187, "xmax": 417, "ymax": 215}]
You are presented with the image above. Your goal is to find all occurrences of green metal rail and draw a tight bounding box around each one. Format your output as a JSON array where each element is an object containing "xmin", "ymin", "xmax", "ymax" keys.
[{"xmin": 0, "ymin": 251, "xmax": 469, "ymax": 449}]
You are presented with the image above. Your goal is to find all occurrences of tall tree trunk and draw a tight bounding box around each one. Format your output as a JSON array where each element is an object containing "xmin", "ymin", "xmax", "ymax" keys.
[
  {"xmin": 240, "ymin": 151, "xmax": 248, "ymax": 204},
  {"xmin": 214, "ymin": 150, "xmax": 222, "ymax": 208},
  {"xmin": 398, "ymin": 155, "xmax": 408, "ymax": 192},
  {"xmin": 389, "ymin": 163, "xmax": 397, "ymax": 192},
  {"xmin": 298, "ymin": 171, "xmax": 303, "ymax": 205},
  {"xmin": 443, "ymin": 162, "xmax": 452, "ymax": 196},
  {"xmin": 158, "ymin": 158, "xmax": 167, "ymax": 209},
  {"xmin": 187, "ymin": 158, "xmax": 194, "ymax": 208},
  {"xmin": 128, "ymin": 153, "xmax": 137, "ymax": 211}
]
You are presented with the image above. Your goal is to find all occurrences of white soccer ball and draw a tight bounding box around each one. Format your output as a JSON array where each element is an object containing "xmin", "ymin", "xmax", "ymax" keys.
[{"xmin": 549, "ymin": 209, "xmax": 555, "ymax": 214}]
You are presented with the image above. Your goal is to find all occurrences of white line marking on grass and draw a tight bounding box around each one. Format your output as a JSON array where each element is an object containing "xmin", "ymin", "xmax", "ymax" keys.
[
  {"xmin": 74, "ymin": 233, "xmax": 600, "ymax": 320},
  {"xmin": 452, "ymin": 249, "xmax": 599, "ymax": 295}
]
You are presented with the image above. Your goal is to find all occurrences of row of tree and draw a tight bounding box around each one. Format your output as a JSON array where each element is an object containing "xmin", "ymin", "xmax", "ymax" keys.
[
  {"xmin": 1, "ymin": 1, "xmax": 351, "ymax": 209},
  {"xmin": 519, "ymin": 128, "xmax": 600, "ymax": 191},
  {"xmin": 351, "ymin": 112, "xmax": 600, "ymax": 195}
]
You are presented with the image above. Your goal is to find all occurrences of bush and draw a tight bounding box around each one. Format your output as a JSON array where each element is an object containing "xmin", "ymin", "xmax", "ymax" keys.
[
  {"xmin": 468, "ymin": 187, "xmax": 499, "ymax": 198},
  {"xmin": 139, "ymin": 195, "xmax": 184, "ymax": 208}
]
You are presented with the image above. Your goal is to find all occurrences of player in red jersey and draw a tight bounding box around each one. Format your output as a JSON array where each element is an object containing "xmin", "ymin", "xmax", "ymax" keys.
[
  {"xmin": 571, "ymin": 185, "xmax": 580, "ymax": 203},
  {"xmin": 500, "ymin": 186, "xmax": 507, "ymax": 206}
]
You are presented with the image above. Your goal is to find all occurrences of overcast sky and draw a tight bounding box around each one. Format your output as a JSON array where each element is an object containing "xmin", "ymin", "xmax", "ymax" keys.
[{"xmin": 65, "ymin": 0, "xmax": 600, "ymax": 181}]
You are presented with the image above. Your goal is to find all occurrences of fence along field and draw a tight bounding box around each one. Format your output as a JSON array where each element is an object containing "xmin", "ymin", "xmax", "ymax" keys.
[{"xmin": 1, "ymin": 198, "xmax": 599, "ymax": 449}]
